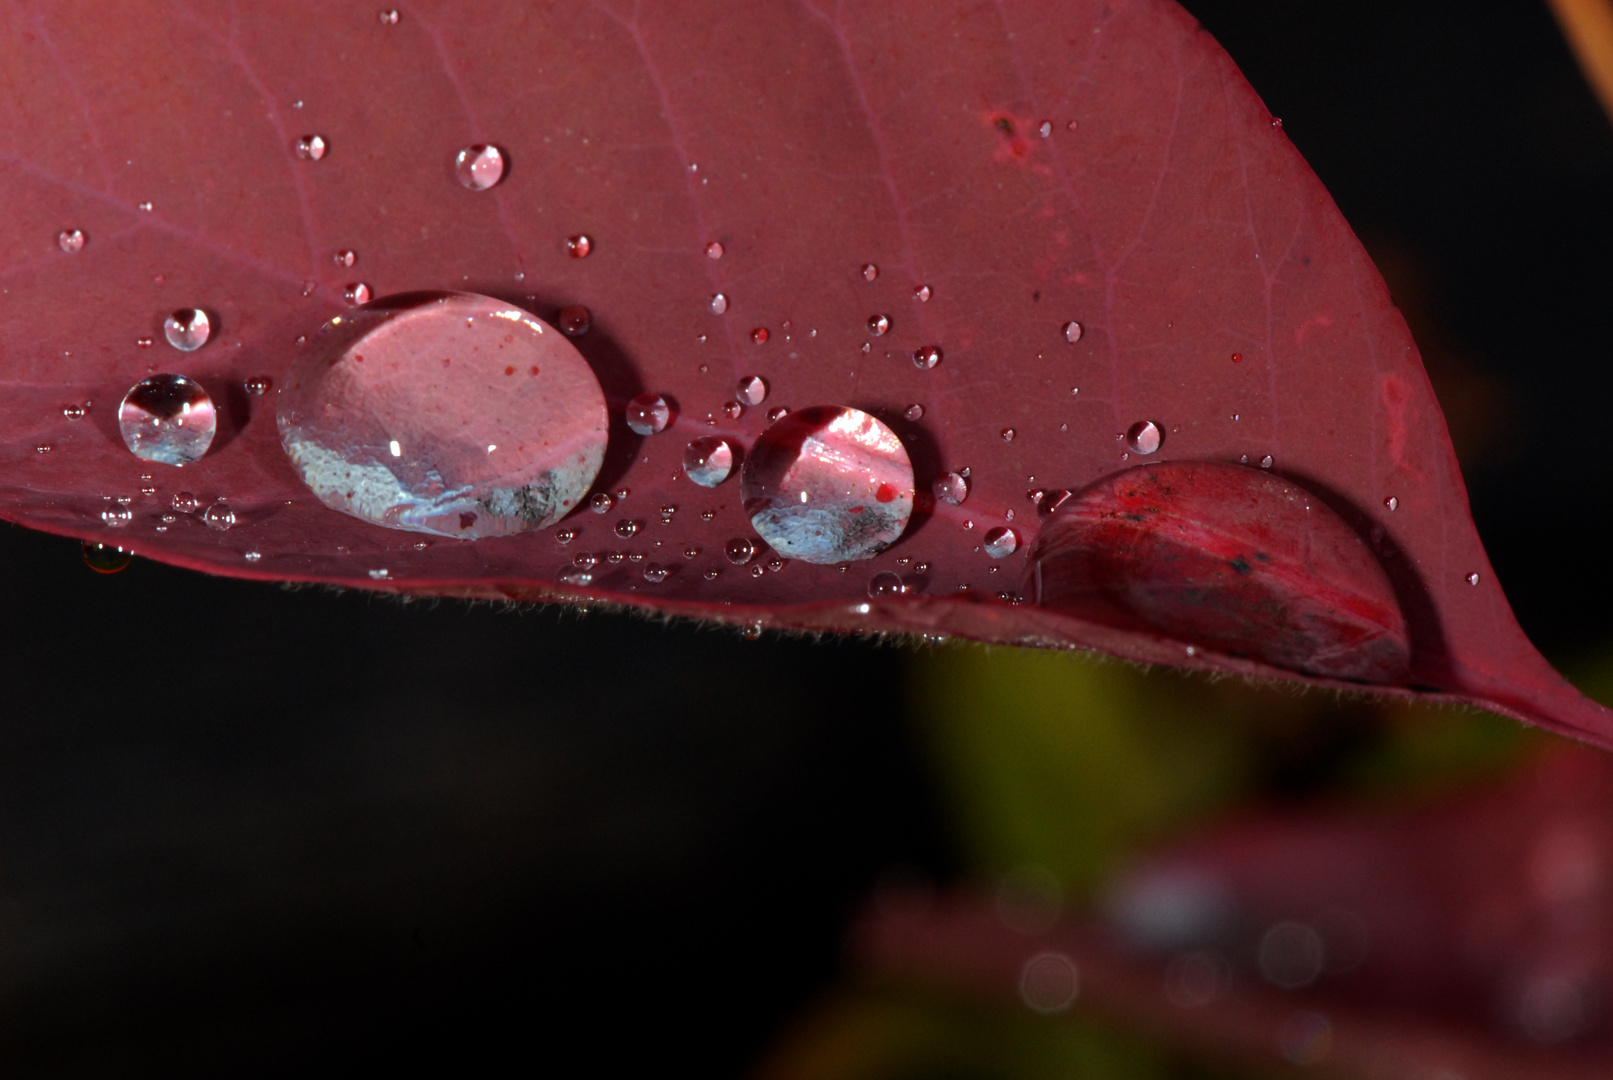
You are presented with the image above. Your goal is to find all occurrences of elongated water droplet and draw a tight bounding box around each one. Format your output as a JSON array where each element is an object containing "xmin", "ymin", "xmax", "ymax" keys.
[
  {"xmin": 983, "ymin": 526, "xmax": 1018, "ymax": 558},
  {"xmin": 201, "ymin": 501, "xmax": 235, "ymax": 531},
  {"xmin": 559, "ymin": 305, "xmax": 591, "ymax": 335},
  {"xmin": 1126, "ymin": 421, "xmax": 1162, "ymax": 454},
  {"xmin": 454, "ymin": 144, "xmax": 506, "ymax": 190},
  {"xmin": 1062, "ymin": 320, "xmax": 1083, "ymax": 343},
  {"xmin": 868, "ymin": 314, "xmax": 891, "ymax": 336},
  {"xmin": 912, "ymin": 345, "xmax": 942, "ymax": 370},
  {"xmin": 345, "ymin": 283, "xmax": 371, "ymax": 304},
  {"xmin": 705, "ymin": 241, "xmax": 724, "ymax": 259},
  {"xmin": 295, "ymin": 135, "xmax": 327, "ymax": 161},
  {"xmin": 245, "ymin": 376, "xmax": 273, "ymax": 396},
  {"xmin": 118, "ymin": 374, "xmax": 217, "ymax": 465},
  {"xmin": 725, "ymin": 537, "xmax": 755, "ymax": 565},
  {"xmin": 709, "ymin": 293, "xmax": 729, "ymax": 315},
  {"xmin": 861, "ymin": 263, "xmax": 879, "ymax": 282},
  {"xmin": 740, "ymin": 405, "xmax": 914, "ymax": 564},
  {"xmin": 83, "ymin": 542, "xmax": 132, "ymax": 574},
  {"xmin": 682, "ymin": 436, "xmax": 734, "ymax": 487},
  {"xmin": 933, "ymin": 471, "xmax": 968, "ymax": 505},
  {"xmin": 58, "ymin": 229, "xmax": 85, "ymax": 253},
  {"xmin": 868, "ymin": 571, "xmax": 904, "ymax": 597},
  {"xmin": 164, "ymin": 309, "xmax": 211, "ymax": 351},
  {"xmin": 914, "ymin": 284, "xmax": 932, "ymax": 302},
  {"xmin": 626, "ymin": 393, "xmax": 671, "ymax": 435},
  {"xmin": 277, "ymin": 291, "xmax": 607, "ymax": 539},
  {"xmin": 737, "ymin": 375, "xmax": 768, "ymax": 405}
]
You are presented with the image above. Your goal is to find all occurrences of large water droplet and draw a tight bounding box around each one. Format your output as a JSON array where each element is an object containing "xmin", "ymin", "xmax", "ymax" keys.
[
  {"xmin": 740, "ymin": 405, "xmax": 914, "ymax": 564},
  {"xmin": 1466, "ymin": 571, "xmax": 1480, "ymax": 586},
  {"xmin": 682, "ymin": 436, "xmax": 734, "ymax": 487},
  {"xmin": 201, "ymin": 501, "xmax": 235, "ymax": 531},
  {"xmin": 933, "ymin": 471, "xmax": 969, "ymax": 505},
  {"xmin": 983, "ymin": 527, "xmax": 1018, "ymax": 558},
  {"xmin": 82, "ymin": 542, "xmax": 132, "ymax": 574},
  {"xmin": 1125, "ymin": 421, "xmax": 1162, "ymax": 454},
  {"xmin": 118, "ymin": 374, "xmax": 217, "ymax": 465},
  {"xmin": 626, "ymin": 393, "xmax": 671, "ymax": 435},
  {"xmin": 725, "ymin": 537, "xmax": 755, "ymax": 565},
  {"xmin": 295, "ymin": 135, "xmax": 327, "ymax": 161},
  {"xmin": 709, "ymin": 293, "xmax": 729, "ymax": 315},
  {"xmin": 750, "ymin": 327, "xmax": 769, "ymax": 345},
  {"xmin": 164, "ymin": 309, "xmax": 211, "ymax": 351},
  {"xmin": 912, "ymin": 345, "xmax": 942, "ymax": 370},
  {"xmin": 737, "ymin": 376, "xmax": 768, "ymax": 406},
  {"xmin": 454, "ymin": 144, "xmax": 506, "ymax": 190},
  {"xmin": 277, "ymin": 291, "xmax": 607, "ymax": 538},
  {"xmin": 58, "ymin": 229, "xmax": 85, "ymax": 253},
  {"xmin": 1062, "ymin": 321, "xmax": 1083, "ymax": 343}
]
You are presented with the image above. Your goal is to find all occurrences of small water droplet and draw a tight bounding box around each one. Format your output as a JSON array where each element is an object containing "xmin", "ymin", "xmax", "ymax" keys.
[
  {"xmin": 573, "ymin": 552, "xmax": 598, "ymax": 569},
  {"xmin": 705, "ymin": 240, "xmax": 724, "ymax": 259},
  {"xmin": 1259, "ymin": 455, "xmax": 1274, "ymax": 469},
  {"xmin": 766, "ymin": 557, "xmax": 784, "ymax": 573},
  {"xmin": 1467, "ymin": 571, "xmax": 1480, "ymax": 586},
  {"xmin": 615, "ymin": 519, "xmax": 640, "ymax": 538},
  {"xmin": 1231, "ymin": 352, "xmax": 1243, "ymax": 363},
  {"xmin": 245, "ymin": 376, "xmax": 273, "ymax": 396},
  {"xmin": 625, "ymin": 393, "xmax": 672, "ymax": 435},
  {"xmin": 118, "ymin": 374, "xmax": 217, "ymax": 465},
  {"xmin": 135, "ymin": 336, "xmax": 154, "ymax": 348},
  {"xmin": 868, "ymin": 314, "xmax": 891, "ymax": 336},
  {"xmin": 100, "ymin": 507, "xmax": 132, "ymax": 529},
  {"xmin": 61, "ymin": 403, "xmax": 87, "ymax": 421},
  {"xmin": 35, "ymin": 444, "xmax": 50, "ymax": 454},
  {"xmin": 591, "ymin": 492, "xmax": 614, "ymax": 514},
  {"xmin": 1062, "ymin": 320, "xmax": 1083, "ymax": 344},
  {"xmin": 345, "ymin": 282, "xmax": 371, "ymax": 304},
  {"xmin": 751, "ymin": 327, "xmax": 769, "ymax": 345},
  {"xmin": 683, "ymin": 436, "xmax": 735, "ymax": 487},
  {"xmin": 556, "ymin": 528, "xmax": 576, "ymax": 544},
  {"xmin": 335, "ymin": 249, "xmax": 356, "ymax": 267},
  {"xmin": 244, "ymin": 551, "xmax": 262, "ymax": 562},
  {"xmin": 379, "ymin": 9, "xmax": 400, "ymax": 25},
  {"xmin": 565, "ymin": 234, "xmax": 592, "ymax": 258},
  {"xmin": 643, "ymin": 563, "xmax": 668, "ymax": 583},
  {"xmin": 767, "ymin": 407, "xmax": 788, "ymax": 422},
  {"xmin": 138, "ymin": 201, "xmax": 153, "ymax": 212},
  {"xmin": 709, "ymin": 293, "xmax": 729, "ymax": 315},
  {"xmin": 201, "ymin": 501, "xmax": 235, "ymax": 531},
  {"xmin": 912, "ymin": 345, "xmax": 942, "ymax": 369},
  {"xmin": 750, "ymin": 564, "xmax": 766, "ymax": 578},
  {"xmin": 861, "ymin": 263, "xmax": 879, "ymax": 282},
  {"xmin": 83, "ymin": 542, "xmax": 132, "ymax": 574},
  {"xmin": 700, "ymin": 510, "xmax": 716, "ymax": 521},
  {"xmin": 737, "ymin": 375, "xmax": 768, "ymax": 405},
  {"xmin": 454, "ymin": 144, "xmax": 507, "ymax": 190},
  {"xmin": 1038, "ymin": 120, "xmax": 1053, "ymax": 137},
  {"xmin": 559, "ymin": 305, "xmax": 591, "ymax": 335},
  {"xmin": 1125, "ymin": 420, "xmax": 1162, "ymax": 455},
  {"xmin": 934, "ymin": 472, "xmax": 969, "ymax": 505},
  {"xmin": 1001, "ymin": 428, "xmax": 1015, "ymax": 442},
  {"xmin": 172, "ymin": 492, "xmax": 199, "ymax": 513},
  {"xmin": 725, "ymin": 538, "xmax": 755, "ymax": 565},
  {"xmin": 742, "ymin": 623, "xmax": 763, "ymax": 640},
  {"xmin": 1384, "ymin": 496, "xmax": 1398, "ymax": 511},
  {"xmin": 983, "ymin": 527, "xmax": 1018, "ymax": 558},
  {"xmin": 913, "ymin": 285, "xmax": 932, "ymax": 302},
  {"xmin": 904, "ymin": 404, "xmax": 924, "ymax": 421},
  {"xmin": 294, "ymin": 134, "xmax": 328, "ymax": 161},
  {"xmin": 1271, "ymin": 117, "xmax": 1283, "ymax": 129},
  {"xmin": 867, "ymin": 571, "xmax": 904, "ymax": 597},
  {"xmin": 163, "ymin": 309, "xmax": 212, "ymax": 351},
  {"xmin": 723, "ymin": 400, "xmax": 744, "ymax": 420},
  {"xmin": 57, "ymin": 229, "xmax": 85, "ymax": 253}
]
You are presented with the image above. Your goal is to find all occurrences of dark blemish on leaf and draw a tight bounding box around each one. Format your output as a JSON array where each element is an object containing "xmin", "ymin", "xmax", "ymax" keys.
[
  {"xmin": 1032, "ymin": 290, "xmax": 1041, "ymax": 302},
  {"xmin": 1230, "ymin": 556, "xmax": 1251, "ymax": 575},
  {"xmin": 459, "ymin": 512, "xmax": 477, "ymax": 530},
  {"xmin": 1254, "ymin": 552, "xmax": 1271, "ymax": 562},
  {"xmin": 995, "ymin": 117, "xmax": 1014, "ymax": 135}
]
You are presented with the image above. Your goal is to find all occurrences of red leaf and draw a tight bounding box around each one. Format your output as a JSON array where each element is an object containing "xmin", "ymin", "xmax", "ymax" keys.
[{"xmin": 4, "ymin": 2, "xmax": 1607, "ymax": 742}]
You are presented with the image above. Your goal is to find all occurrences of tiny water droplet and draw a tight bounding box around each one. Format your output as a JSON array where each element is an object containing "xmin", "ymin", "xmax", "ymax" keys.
[
  {"xmin": 615, "ymin": 519, "xmax": 640, "ymax": 538},
  {"xmin": 625, "ymin": 393, "xmax": 672, "ymax": 435},
  {"xmin": 164, "ymin": 309, "xmax": 212, "ymax": 351},
  {"xmin": 683, "ymin": 436, "xmax": 735, "ymax": 487},
  {"xmin": 643, "ymin": 564, "xmax": 668, "ymax": 583},
  {"xmin": 244, "ymin": 551, "xmax": 262, "ymax": 562},
  {"xmin": 565, "ymin": 234, "xmax": 592, "ymax": 258},
  {"xmin": 245, "ymin": 376, "xmax": 273, "ymax": 396},
  {"xmin": 1125, "ymin": 420, "xmax": 1162, "ymax": 455},
  {"xmin": 725, "ymin": 538, "xmax": 755, "ymax": 565},
  {"xmin": 1385, "ymin": 496, "xmax": 1398, "ymax": 511},
  {"xmin": 335, "ymin": 249, "xmax": 356, "ymax": 267},
  {"xmin": 861, "ymin": 263, "xmax": 879, "ymax": 282},
  {"xmin": 454, "ymin": 144, "xmax": 506, "ymax": 190},
  {"xmin": 705, "ymin": 241, "xmax": 724, "ymax": 259},
  {"xmin": 1001, "ymin": 428, "xmax": 1015, "ymax": 442},
  {"xmin": 933, "ymin": 471, "xmax": 968, "ymax": 505},
  {"xmin": 767, "ymin": 407, "xmax": 788, "ymax": 422},
  {"xmin": 913, "ymin": 284, "xmax": 931, "ymax": 302},
  {"xmin": 201, "ymin": 501, "xmax": 235, "ymax": 531},
  {"xmin": 1466, "ymin": 571, "xmax": 1480, "ymax": 586},
  {"xmin": 1038, "ymin": 120, "xmax": 1053, "ymax": 137},
  {"xmin": 118, "ymin": 374, "xmax": 217, "ymax": 465},
  {"xmin": 722, "ymin": 400, "xmax": 744, "ymax": 420},
  {"xmin": 868, "ymin": 314, "xmax": 891, "ymax": 336},
  {"xmin": 100, "ymin": 507, "xmax": 132, "ymax": 528},
  {"xmin": 591, "ymin": 492, "xmax": 614, "ymax": 514},
  {"xmin": 57, "ymin": 229, "xmax": 85, "ymax": 253},
  {"xmin": 172, "ymin": 492, "xmax": 199, "ymax": 513},
  {"xmin": 709, "ymin": 293, "xmax": 729, "ymax": 315},
  {"xmin": 751, "ymin": 327, "xmax": 769, "ymax": 345},
  {"xmin": 83, "ymin": 542, "xmax": 132, "ymax": 574},
  {"xmin": 61, "ymin": 403, "xmax": 87, "ymax": 420},
  {"xmin": 379, "ymin": 9, "xmax": 400, "ymax": 25},
  {"xmin": 345, "ymin": 283, "xmax": 371, "ymax": 304},
  {"xmin": 904, "ymin": 404, "xmax": 924, "ymax": 421},
  {"xmin": 982, "ymin": 527, "xmax": 1018, "ymax": 558},
  {"xmin": 1259, "ymin": 455, "xmax": 1274, "ymax": 469},
  {"xmin": 912, "ymin": 345, "xmax": 942, "ymax": 369},
  {"xmin": 737, "ymin": 375, "xmax": 768, "ymax": 405},
  {"xmin": 867, "ymin": 571, "xmax": 904, "ymax": 597},
  {"xmin": 1062, "ymin": 320, "xmax": 1083, "ymax": 343},
  {"xmin": 559, "ymin": 305, "xmax": 591, "ymax": 335}
]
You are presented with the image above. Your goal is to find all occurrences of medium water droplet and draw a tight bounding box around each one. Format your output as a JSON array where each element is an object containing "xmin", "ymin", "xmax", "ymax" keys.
[
  {"xmin": 82, "ymin": 542, "xmax": 132, "ymax": 574},
  {"xmin": 335, "ymin": 249, "xmax": 356, "ymax": 267},
  {"xmin": 245, "ymin": 376, "xmax": 273, "ymax": 396},
  {"xmin": 725, "ymin": 538, "xmax": 755, "ymax": 565},
  {"xmin": 1467, "ymin": 571, "xmax": 1480, "ymax": 586},
  {"xmin": 722, "ymin": 400, "xmax": 744, "ymax": 420},
  {"xmin": 1038, "ymin": 120, "xmax": 1053, "ymax": 137},
  {"xmin": 626, "ymin": 393, "xmax": 671, "ymax": 435},
  {"xmin": 767, "ymin": 407, "xmax": 788, "ymax": 422},
  {"xmin": 454, "ymin": 144, "xmax": 506, "ymax": 190},
  {"xmin": 867, "ymin": 571, "xmax": 904, "ymax": 597},
  {"xmin": 933, "ymin": 471, "xmax": 968, "ymax": 505},
  {"xmin": 751, "ymin": 327, "xmax": 769, "ymax": 345},
  {"xmin": 164, "ymin": 309, "xmax": 211, "ymax": 351},
  {"xmin": 57, "ymin": 229, "xmax": 85, "ymax": 253},
  {"xmin": 100, "ymin": 506, "xmax": 132, "ymax": 528},
  {"xmin": 904, "ymin": 404, "xmax": 924, "ymax": 421},
  {"xmin": 913, "ymin": 285, "xmax": 931, "ymax": 302},
  {"xmin": 172, "ymin": 492, "xmax": 199, "ymax": 513},
  {"xmin": 1259, "ymin": 455, "xmax": 1274, "ymax": 469},
  {"xmin": 643, "ymin": 564, "xmax": 668, "ymax": 583},
  {"xmin": 1001, "ymin": 428, "xmax": 1015, "ymax": 442},
  {"xmin": 740, "ymin": 405, "xmax": 914, "ymax": 564},
  {"xmin": 709, "ymin": 293, "xmax": 729, "ymax": 315},
  {"xmin": 1384, "ymin": 496, "xmax": 1397, "ymax": 511},
  {"xmin": 1125, "ymin": 421, "xmax": 1162, "ymax": 455},
  {"xmin": 61, "ymin": 403, "xmax": 87, "ymax": 420},
  {"xmin": 295, "ymin": 135, "xmax": 327, "ymax": 161},
  {"xmin": 982, "ymin": 526, "xmax": 1019, "ymax": 558},
  {"xmin": 867, "ymin": 314, "xmax": 891, "ymax": 336},
  {"xmin": 201, "ymin": 501, "xmax": 235, "ymax": 531},
  {"xmin": 737, "ymin": 375, "xmax": 768, "ymax": 405},
  {"xmin": 1062, "ymin": 321, "xmax": 1083, "ymax": 343},
  {"xmin": 682, "ymin": 436, "xmax": 734, "ymax": 487},
  {"xmin": 278, "ymin": 291, "xmax": 607, "ymax": 538},
  {"xmin": 591, "ymin": 492, "xmax": 615, "ymax": 514},
  {"xmin": 705, "ymin": 241, "xmax": 724, "ymax": 259},
  {"xmin": 345, "ymin": 283, "xmax": 372, "ymax": 304},
  {"xmin": 565, "ymin": 234, "xmax": 592, "ymax": 259},
  {"xmin": 861, "ymin": 263, "xmax": 879, "ymax": 282},
  {"xmin": 912, "ymin": 345, "xmax": 942, "ymax": 370},
  {"xmin": 559, "ymin": 305, "xmax": 591, "ymax": 335},
  {"xmin": 615, "ymin": 519, "xmax": 640, "ymax": 538},
  {"xmin": 118, "ymin": 374, "xmax": 217, "ymax": 465}
]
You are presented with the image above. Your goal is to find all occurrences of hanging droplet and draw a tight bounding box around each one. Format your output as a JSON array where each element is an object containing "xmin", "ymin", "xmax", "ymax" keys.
[
  {"xmin": 861, "ymin": 263, "xmax": 879, "ymax": 282},
  {"xmin": 61, "ymin": 403, "xmax": 87, "ymax": 420},
  {"xmin": 57, "ymin": 229, "xmax": 85, "ymax": 253},
  {"xmin": 751, "ymin": 327, "xmax": 769, "ymax": 345},
  {"xmin": 591, "ymin": 492, "xmax": 614, "ymax": 514},
  {"xmin": 1125, "ymin": 421, "xmax": 1163, "ymax": 455},
  {"xmin": 982, "ymin": 527, "xmax": 1018, "ymax": 558},
  {"xmin": 904, "ymin": 404, "xmax": 924, "ymax": 421},
  {"xmin": 1001, "ymin": 428, "xmax": 1015, "ymax": 442},
  {"xmin": 294, "ymin": 135, "xmax": 328, "ymax": 161},
  {"xmin": 335, "ymin": 249, "xmax": 357, "ymax": 267},
  {"xmin": 737, "ymin": 376, "xmax": 768, "ymax": 405},
  {"xmin": 559, "ymin": 305, "xmax": 591, "ymax": 335},
  {"xmin": 740, "ymin": 405, "xmax": 914, "ymax": 564},
  {"xmin": 868, "ymin": 314, "xmax": 891, "ymax": 336},
  {"xmin": 201, "ymin": 501, "xmax": 236, "ymax": 531},
  {"xmin": 682, "ymin": 436, "xmax": 734, "ymax": 487},
  {"xmin": 453, "ymin": 144, "xmax": 507, "ymax": 190},
  {"xmin": 245, "ymin": 376, "xmax": 273, "ymax": 396},
  {"xmin": 277, "ymin": 291, "xmax": 608, "ymax": 539},
  {"xmin": 709, "ymin": 293, "xmax": 729, "ymax": 315},
  {"xmin": 1466, "ymin": 571, "xmax": 1480, "ymax": 586},
  {"xmin": 1062, "ymin": 321, "xmax": 1083, "ymax": 344},
  {"xmin": 626, "ymin": 393, "xmax": 671, "ymax": 435},
  {"xmin": 565, "ymin": 234, "xmax": 592, "ymax": 259},
  {"xmin": 82, "ymin": 542, "xmax": 132, "ymax": 574},
  {"xmin": 767, "ymin": 407, "xmax": 789, "ymax": 422},
  {"xmin": 722, "ymin": 400, "xmax": 744, "ymax": 420},
  {"xmin": 1259, "ymin": 455, "xmax": 1274, "ymax": 469},
  {"xmin": 615, "ymin": 519, "xmax": 640, "ymax": 538},
  {"xmin": 164, "ymin": 309, "xmax": 212, "ymax": 351},
  {"xmin": 118, "ymin": 374, "xmax": 217, "ymax": 465},
  {"xmin": 867, "ymin": 571, "xmax": 904, "ymax": 598},
  {"xmin": 379, "ymin": 9, "xmax": 400, "ymax": 26},
  {"xmin": 725, "ymin": 537, "xmax": 755, "ymax": 565},
  {"xmin": 345, "ymin": 283, "xmax": 371, "ymax": 304},
  {"xmin": 172, "ymin": 492, "xmax": 200, "ymax": 513},
  {"xmin": 912, "ymin": 345, "xmax": 942, "ymax": 370},
  {"xmin": 914, "ymin": 285, "xmax": 932, "ymax": 302},
  {"xmin": 705, "ymin": 241, "xmax": 724, "ymax": 259},
  {"xmin": 933, "ymin": 471, "xmax": 969, "ymax": 505}
]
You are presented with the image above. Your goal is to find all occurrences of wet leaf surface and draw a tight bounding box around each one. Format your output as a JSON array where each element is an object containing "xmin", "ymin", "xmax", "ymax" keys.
[{"xmin": 3, "ymin": 1, "xmax": 1607, "ymax": 741}]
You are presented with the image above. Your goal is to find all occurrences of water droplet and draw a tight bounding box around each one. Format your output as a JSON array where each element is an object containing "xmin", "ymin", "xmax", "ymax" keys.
[
  {"xmin": 700, "ymin": 510, "xmax": 716, "ymax": 521},
  {"xmin": 163, "ymin": 309, "xmax": 212, "ymax": 351},
  {"xmin": 100, "ymin": 506, "xmax": 132, "ymax": 528},
  {"xmin": 454, "ymin": 144, "xmax": 507, "ymax": 190},
  {"xmin": 379, "ymin": 9, "xmax": 400, "ymax": 25},
  {"xmin": 1231, "ymin": 352, "xmax": 1243, "ymax": 363},
  {"xmin": 867, "ymin": 571, "xmax": 904, "ymax": 597},
  {"xmin": 1038, "ymin": 120, "xmax": 1053, "ymax": 137},
  {"xmin": 705, "ymin": 241, "xmax": 724, "ymax": 259},
  {"xmin": 137, "ymin": 201, "xmax": 153, "ymax": 212},
  {"xmin": 1062, "ymin": 321, "xmax": 1083, "ymax": 343},
  {"xmin": 35, "ymin": 444, "xmax": 50, "ymax": 454},
  {"xmin": 682, "ymin": 436, "xmax": 734, "ymax": 487},
  {"xmin": 244, "ymin": 551, "xmax": 262, "ymax": 562},
  {"xmin": 82, "ymin": 542, "xmax": 132, "ymax": 574},
  {"xmin": 201, "ymin": 501, "xmax": 235, "ymax": 531},
  {"xmin": 867, "ymin": 314, "xmax": 891, "ymax": 336},
  {"xmin": 861, "ymin": 263, "xmax": 879, "ymax": 282},
  {"xmin": 293, "ymin": 134, "xmax": 328, "ymax": 162},
  {"xmin": 913, "ymin": 284, "xmax": 932, "ymax": 302},
  {"xmin": 245, "ymin": 376, "xmax": 273, "ymax": 396},
  {"xmin": 278, "ymin": 291, "xmax": 608, "ymax": 538},
  {"xmin": 573, "ymin": 552, "xmax": 599, "ymax": 569},
  {"xmin": 61, "ymin": 403, "xmax": 87, "ymax": 421},
  {"xmin": 335, "ymin": 249, "xmax": 356, "ymax": 267},
  {"xmin": 904, "ymin": 404, "xmax": 924, "ymax": 421},
  {"xmin": 1271, "ymin": 117, "xmax": 1284, "ymax": 130},
  {"xmin": 1125, "ymin": 420, "xmax": 1162, "ymax": 455},
  {"xmin": 57, "ymin": 229, "xmax": 85, "ymax": 253},
  {"xmin": 615, "ymin": 519, "xmax": 640, "ymax": 538},
  {"xmin": 767, "ymin": 407, "xmax": 789, "ymax": 422},
  {"xmin": 560, "ymin": 233, "xmax": 593, "ymax": 260},
  {"xmin": 912, "ymin": 345, "xmax": 942, "ymax": 369},
  {"xmin": 766, "ymin": 557, "xmax": 784, "ymax": 573},
  {"xmin": 591, "ymin": 492, "xmax": 614, "ymax": 514},
  {"xmin": 983, "ymin": 527, "xmax": 1018, "ymax": 558},
  {"xmin": 625, "ymin": 393, "xmax": 671, "ymax": 435},
  {"xmin": 136, "ymin": 337, "xmax": 154, "ymax": 348},
  {"xmin": 725, "ymin": 538, "xmax": 755, "ymax": 565},
  {"xmin": 559, "ymin": 305, "xmax": 591, "ymax": 335},
  {"xmin": 118, "ymin": 374, "xmax": 217, "ymax": 465},
  {"xmin": 1259, "ymin": 454, "xmax": 1274, "ymax": 469},
  {"xmin": 933, "ymin": 471, "xmax": 969, "ymax": 505},
  {"xmin": 558, "ymin": 566, "xmax": 593, "ymax": 587},
  {"xmin": 1001, "ymin": 428, "xmax": 1015, "ymax": 442},
  {"xmin": 750, "ymin": 563, "xmax": 766, "ymax": 577},
  {"xmin": 722, "ymin": 400, "xmax": 744, "ymax": 420},
  {"xmin": 555, "ymin": 529, "xmax": 576, "ymax": 544},
  {"xmin": 737, "ymin": 375, "xmax": 768, "ymax": 405},
  {"xmin": 345, "ymin": 283, "xmax": 372, "ymax": 304},
  {"xmin": 742, "ymin": 623, "xmax": 763, "ymax": 640},
  {"xmin": 172, "ymin": 492, "xmax": 199, "ymax": 513},
  {"xmin": 1467, "ymin": 571, "xmax": 1480, "ymax": 586},
  {"xmin": 709, "ymin": 293, "xmax": 729, "ymax": 315},
  {"xmin": 643, "ymin": 564, "xmax": 668, "ymax": 583},
  {"xmin": 751, "ymin": 327, "xmax": 769, "ymax": 345},
  {"xmin": 740, "ymin": 405, "xmax": 914, "ymax": 564}
]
